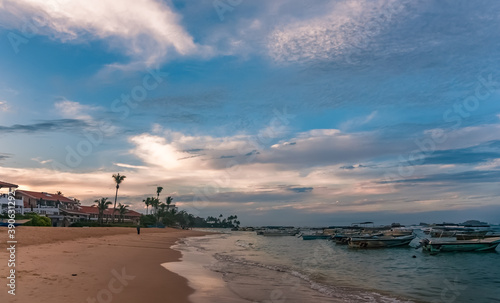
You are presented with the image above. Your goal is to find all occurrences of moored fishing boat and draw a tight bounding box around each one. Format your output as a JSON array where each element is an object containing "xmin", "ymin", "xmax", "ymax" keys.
[
  {"xmin": 419, "ymin": 237, "xmax": 500, "ymax": 253},
  {"xmin": 348, "ymin": 234, "xmax": 416, "ymax": 248},
  {"xmin": 301, "ymin": 233, "xmax": 330, "ymax": 240},
  {"xmin": 455, "ymin": 231, "xmax": 494, "ymax": 240}
]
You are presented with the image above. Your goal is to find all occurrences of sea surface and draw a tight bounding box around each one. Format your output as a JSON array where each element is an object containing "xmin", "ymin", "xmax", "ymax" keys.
[{"xmin": 164, "ymin": 227, "xmax": 500, "ymax": 303}]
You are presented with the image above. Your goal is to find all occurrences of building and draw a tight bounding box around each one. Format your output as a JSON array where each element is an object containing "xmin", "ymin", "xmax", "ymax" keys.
[
  {"xmin": 1, "ymin": 180, "xmax": 142, "ymax": 226},
  {"xmin": 0, "ymin": 181, "xmax": 24, "ymax": 214},
  {"xmin": 15, "ymin": 190, "xmax": 80, "ymax": 226},
  {"xmin": 71, "ymin": 205, "xmax": 141, "ymax": 224}
]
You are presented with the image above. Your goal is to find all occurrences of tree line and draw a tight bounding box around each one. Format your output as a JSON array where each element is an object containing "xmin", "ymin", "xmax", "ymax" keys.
[{"xmin": 93, "ymin": 174, "xmax": 241, "ymax": 228}]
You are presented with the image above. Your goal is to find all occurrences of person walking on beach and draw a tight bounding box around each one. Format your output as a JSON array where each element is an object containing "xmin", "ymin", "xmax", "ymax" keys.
[{"xmin": 137, "ymin": 222, "xmax": 141, "ymax": 235}]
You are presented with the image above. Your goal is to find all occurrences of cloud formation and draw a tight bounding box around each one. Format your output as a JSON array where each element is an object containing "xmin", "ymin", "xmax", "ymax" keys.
[
  {"xmin": 0, "ymin": 119, "xmax": 88, "ymax": 133},
  {"xmin": 266, "ymin": 0, "xmax": 411, "ymax": 64},
  {"xmin": 1, "ymin": 0, "xmax": 203, "ymax": 68}
]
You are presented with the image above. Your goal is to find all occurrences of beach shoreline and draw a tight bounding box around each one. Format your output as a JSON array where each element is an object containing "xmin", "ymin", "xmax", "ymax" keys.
[
  {"xmin": 167, "ymin": 231, "xmax": 421, "ymax": 303},
  {"xmin": 0, "ymin": 226, "xmax": 212, "ymax": 303}
]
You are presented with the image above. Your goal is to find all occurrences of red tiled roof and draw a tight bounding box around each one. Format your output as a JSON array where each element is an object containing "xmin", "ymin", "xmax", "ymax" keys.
[
  {"xmin": 78, "ymin": 205, "xmax": 141, "ymax": 217},
  {"xmin": 16, "ymin": 190, "xmax": 76, "ymax": 203},
  {"xmin": 0, "ymin": 181, "xmax": 18, "ymax": 188}
]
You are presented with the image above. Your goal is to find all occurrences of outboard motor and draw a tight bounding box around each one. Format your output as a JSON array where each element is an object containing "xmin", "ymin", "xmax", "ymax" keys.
[{"xmin": 415, "ymin": 238, "xmax": 430, "ymax": 249}]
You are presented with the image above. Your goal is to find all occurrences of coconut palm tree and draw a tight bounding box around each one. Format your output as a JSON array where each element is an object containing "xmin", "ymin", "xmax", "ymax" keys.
[
  {"xmin": 111, "ymin": 173, "xmax": 126, "ymax": 223},
  {"xmin": 143, "ymin": 198, "xmax": 151, "ymax": 215},
  {"xmin": 166, "ymin": 196, "xmax": 173, "ymax": 211},
  {"xmin": 150, "ymin": 197, "xmax": 160, "ymax": 223},
  {"xmin": 156, "ymin": 186, "xmax": 163, "ymax": 201},
  {"xmin": 95, "ymin": 197, "xmax": 111, "ymax": 225},
  {"xmin": 117, "ymin": 203, "xmax": 129, "ymax": 223}
]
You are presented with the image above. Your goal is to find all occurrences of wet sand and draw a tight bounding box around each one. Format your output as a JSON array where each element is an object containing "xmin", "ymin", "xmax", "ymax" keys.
[
  {"xmin": 165, "ymin": 235, "xmax": 348, "ymax": 303},
  {"xmin": 0, "ymin": 226, "xmax": 210, "ymax": 303}
]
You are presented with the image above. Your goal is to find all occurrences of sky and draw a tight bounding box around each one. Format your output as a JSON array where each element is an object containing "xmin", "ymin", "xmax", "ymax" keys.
[{"xmin": 0, "ymin": 0, "xmax": 500, "ymax": 226}]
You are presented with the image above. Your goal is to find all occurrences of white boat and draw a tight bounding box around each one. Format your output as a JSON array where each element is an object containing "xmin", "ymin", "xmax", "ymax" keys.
[
  {"xmin": 348, "ymin": 234, "xmax": 416, "ymax": 248},
  {"xmin": 383, "ymin": 228, "xmax": 414, "ymax": 237},
  {"xmin": 419, "ymin": 237, "xmax": 500, "ymax": 253}
]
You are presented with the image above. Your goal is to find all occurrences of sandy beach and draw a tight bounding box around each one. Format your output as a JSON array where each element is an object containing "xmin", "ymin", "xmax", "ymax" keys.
[{"xmin": 0, "ymin": 226, "xmax": 210, "ymax": 303}]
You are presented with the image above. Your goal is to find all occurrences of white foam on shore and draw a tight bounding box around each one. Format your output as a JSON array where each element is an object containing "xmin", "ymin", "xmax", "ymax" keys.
[
  {"xmin": 162, "ymin": 237, "xmax": 250, "ymax": 303},
  {"xmin": 213, "ymin": 252, "xmax": 415, "ymax": 303},
  {"xmin": 164, "ymin": 234, "xmax": 417, "ymax": 303}
]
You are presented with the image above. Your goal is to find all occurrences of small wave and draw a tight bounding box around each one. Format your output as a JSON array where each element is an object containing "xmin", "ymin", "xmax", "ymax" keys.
[
  {"xmin": 213, "ymin": 253, "xmax": 415, "ymax": 303},
  {"xmin": 234, "ymin": 239, "xmax": 256, "ymax": 249}
]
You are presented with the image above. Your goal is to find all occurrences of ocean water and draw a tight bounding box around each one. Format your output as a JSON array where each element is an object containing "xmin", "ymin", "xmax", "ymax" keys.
[{"xmin": 164, "ymin": 228, "xmax": 500, "ymax": 303}]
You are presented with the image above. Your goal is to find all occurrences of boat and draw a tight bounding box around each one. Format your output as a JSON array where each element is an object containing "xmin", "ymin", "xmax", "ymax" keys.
[
  {"xmin": 348, "ymin": 234, "xmax": 416, "ymax": 248},
  {"xmin": 419, "ymin": 237, "xmax": 500, "ymax": 253},
  {"xmin": 333, "ymin": 231, "xmax": 383, "ymax": 244},
  {"xmin": 383, "ymin": 228, "xmax": 414, "ymax": 237},
  {"xmin": 455, "ymin": 231, "xmax": 494, "ymax": 240},
  {"xmin": 332, "ymin": 234, "xmax": 351, "ymax": 244},
  {"xmin": 301, "ymin": 233, "xmax": 330, "ymax": 240}
]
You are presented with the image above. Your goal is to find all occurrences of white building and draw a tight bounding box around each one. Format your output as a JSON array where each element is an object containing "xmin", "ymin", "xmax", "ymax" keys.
[
  {"xmin": 15, "ymin": 190, "xmax": 79, "ymax": 226},
  {"xmin": 0, "ymin": 181, "xmax": 24, "ymax": 214}
]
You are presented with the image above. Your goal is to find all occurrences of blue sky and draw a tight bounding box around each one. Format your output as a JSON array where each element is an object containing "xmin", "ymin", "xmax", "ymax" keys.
[{"xmin": 1, "ymin": 0, "xmax": 500, "ymax": 225}]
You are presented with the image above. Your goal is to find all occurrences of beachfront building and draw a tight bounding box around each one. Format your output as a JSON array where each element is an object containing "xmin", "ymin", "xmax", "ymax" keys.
[
  {"xmin": 76, "ymin": 205, "xmax": 141, "ymax": 224},
  {"xmin": 58, "ymin": 206, "xmax": 141, "ymax": 225},
  {"xmin": 15, "ymin": 190, "xmax": 80, "ymax": 226},
  {"xmin": 1, "ymin": 180, "xmax": 141, "ymax": 226},
  {"xmin": 0, "ymin": 181, "xmax": 24, "ymax": 214}
]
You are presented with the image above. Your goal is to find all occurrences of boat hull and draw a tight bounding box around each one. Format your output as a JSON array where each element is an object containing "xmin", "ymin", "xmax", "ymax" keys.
[
  {"xmin": 348, "ymin": 235, "xmax": 415, "ymax": 248},
  {"xmin": 421, "ymin": 237, "xmax": 500, "ymax": 253},
  {"xmin": 302, "ymin": 235, "xmax": 330, "ymax": 240}
]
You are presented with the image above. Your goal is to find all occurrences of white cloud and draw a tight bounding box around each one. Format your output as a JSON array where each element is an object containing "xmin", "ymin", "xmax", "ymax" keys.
[
  {"xmin": 54, "ymin": 99, "xmax": 100, "ymax": 120},
  {"xmin": 1, "ymin": 0, "xmax": 205, "ymax": 68},
  {"xmin": 31, "ymin": 157, "xmax": 53, "ymax": 164},
  {"xmin": 0, "ymin": 101, "xmax": 10, "ymax": 112},
  {"xmin": 113, "ymin": 163, "xmax": 148, "ymax": 170},
  {"xmin": 266, "ymin": 0, "xmax": 410, "ymax": 64},
  {"xmin": 340, "ymin": 111, "xmax": 378, "ymax": 131},
  {"xmin": 54, "ymin": 99, "xmax": 119, "ymax": 135}
]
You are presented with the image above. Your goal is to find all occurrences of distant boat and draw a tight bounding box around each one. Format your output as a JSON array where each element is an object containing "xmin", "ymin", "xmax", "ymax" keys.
[
  {"xmin": 348, "ymin": 234, "xmax": 416, "ymax": 248},
  {"xmin": 419, "ymin": 237, "xmax": 500, "ymax": 253}
]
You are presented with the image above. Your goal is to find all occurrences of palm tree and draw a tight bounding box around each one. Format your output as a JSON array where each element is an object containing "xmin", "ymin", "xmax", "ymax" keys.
[
  {"xmin": 117, "ymin": 203, "xmax": 129, "ymax": 223},
  {"xmin": 150, "ymin": 197, "xmax": 160, "ymax": 223},
  {"xmin": 156, "ymin": 186, "xmax": 163, "ymax": 201},
  {"xmin": 143, "ymin": 198, "xmax": 151, "ymax": 215},
  {"xmin": 111, "ymin": 173, "xmax": 126, "ymax": 223},
  {"xmin": 95, "ymin": 197, "xmax": 111, "ymax": 225},
  {"xmin": 166, "ymin": 196, "xmax": 173, "ymax": 211}
]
